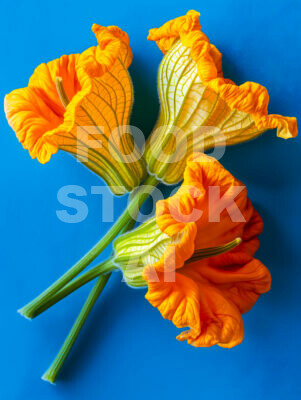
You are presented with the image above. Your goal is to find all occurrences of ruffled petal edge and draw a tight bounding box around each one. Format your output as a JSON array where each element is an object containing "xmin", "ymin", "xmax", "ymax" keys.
[
  {"xmin": 148, "ymin": 10, "xmax": 298, "ymax": 139},
  {"xmin": 4, "ymin": 24, "xmax": 133, "ymax": 164},
  {"xmin": 80, "ymin": 24, "xmax": 132, "ymax": 76}
]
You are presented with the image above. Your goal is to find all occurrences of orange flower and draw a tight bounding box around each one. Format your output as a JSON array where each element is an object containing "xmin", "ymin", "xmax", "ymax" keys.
[
  {"xmin": 145, "ymin": 10, "xmax": 298, "ymax": 184},
  {"xmin": 4, "ymin": 25, "xmax": 146, "ymax": 194},
  {"xmin": 114, "ymin": 153, "xmax": 271, "ymax": 347}
]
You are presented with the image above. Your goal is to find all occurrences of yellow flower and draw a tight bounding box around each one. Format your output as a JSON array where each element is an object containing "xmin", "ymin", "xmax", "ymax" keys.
[
  {"xmin": 145, "ymin": 10, "xmax": 298, "ymax": 184},
  {"xmin": 4, "ymin": 25, "xmax": 146, "ymax": 195}
]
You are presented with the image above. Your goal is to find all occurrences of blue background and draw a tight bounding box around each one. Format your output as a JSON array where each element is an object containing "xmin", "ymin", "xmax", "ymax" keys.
[{"xmin": 1, "ymin": 1, "xmax": 300, "ymax": 399}]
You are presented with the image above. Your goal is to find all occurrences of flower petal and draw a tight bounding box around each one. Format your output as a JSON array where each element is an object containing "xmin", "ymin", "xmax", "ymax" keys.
[
  {"xmin": 28, "ymin": 54, "xmax": 81, "ymax": 115},
  {"xmin": 4, "ymin": 54, "xmax": 81, "ymax": 162},
  {"xmin": 79, "ymin": 25, "xmax": 132, "ymax": 76},
  {"xmin": 145, "ymin": 10, "xmax": 298, "ymax": 184},
  {"xmin": 144, "ymin": 251, "xmax": 270, "ymax": 348},
  {"xmin": 4, "ymin": 25, "xmax": 146, "ymax": 194},
  {"xmin": 4, "ymin": 87, "xmax": 59, "ymax": 162},
  {"xmin": 200, "ymin": 256, "xmax": 271, "ymax": 313},
  {"xmin": 144, "ymin": 266, "xmax": 244, "ymax": 348},
  {"xmin": 148, "ymin": 10, "xmax": 201, "ymax": 54},
  {"xmin": 148, "ymin": 10, "xmax": 297, "ymax": 139},
  {"xmin": 156, "ymin": 153, "xmax": 256, "ymax": 252}
]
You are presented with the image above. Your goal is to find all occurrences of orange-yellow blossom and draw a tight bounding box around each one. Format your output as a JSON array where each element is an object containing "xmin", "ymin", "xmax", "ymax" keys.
[
  {"xmin": 4, "ymin": 25, "xmax": 146, "ymax": 194},
  {"xmin": 145, "ymin": 153, "xmax": 271, "ymax": 347},
  {"xmin": 145, "ymin": 10, "xmax": 298, "ymax": 184},
  {"xmin": 114, "ymin": 153, "xmax": 271, "ymax": 347}
]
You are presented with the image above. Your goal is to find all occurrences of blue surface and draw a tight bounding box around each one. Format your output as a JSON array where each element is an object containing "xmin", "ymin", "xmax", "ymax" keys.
[{"xmin": 1, "ymin": 1, "xmax": 301, "ymax": 399}]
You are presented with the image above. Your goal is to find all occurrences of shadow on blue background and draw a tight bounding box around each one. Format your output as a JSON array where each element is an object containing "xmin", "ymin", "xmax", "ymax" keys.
[{"xmin": 1, "ymin": 1, "xmax": 300, "ymax": 399}]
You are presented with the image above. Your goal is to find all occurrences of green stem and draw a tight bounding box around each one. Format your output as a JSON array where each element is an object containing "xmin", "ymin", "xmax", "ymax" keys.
[
  {"xmin": 34, "ymin": 259, "xmax": 116, "ymax": 317},
  {"xmin": 18, "ymin": 174, "xmax": 158, "ymax": 319},
  {"xmin": 34, "ymin": 213, "xmax": 137, "ymax": 317},
  {"xmin": 37, "ymin": 237, "xmax": 243, "ymax": 317},
  {"xmin": 42, "ymin": 273, "xmax": 110, "ymax": 384},
  {"xmin": 41, "ymin": 181, "xmax": 150, "ymax": 384}
]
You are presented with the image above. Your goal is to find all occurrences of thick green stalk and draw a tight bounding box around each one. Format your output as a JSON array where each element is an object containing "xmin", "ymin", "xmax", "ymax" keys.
[
  {"xmin": 37, "ymin": 238, "xmax": 243, "ymax": 317},
  {"xmin": 42, "ymin": 273, "xmax": 111, "ymax": 384},
  {"xmin": 33, "ymin": 259, "xmax": 116, "ymax": 317},
  {"xmin": 18, "ymin": 174, "xmax": 158, "ymax": 319},
  {"xmin": 41, "ymin": 182, "xmax": 152, "ymax": 384}
]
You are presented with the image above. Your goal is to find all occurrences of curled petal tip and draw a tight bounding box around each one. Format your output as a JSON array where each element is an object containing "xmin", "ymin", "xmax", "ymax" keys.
[
  {"xmin": 145, "ymin": 10, "xmax": 298, "ymax": 183},
  {"xmin": 91, "ymin": 23, "xmax": 101, "ymax": 33},
  {"xmin": 4, "ymin": 24, "xmax": 143, "ymax": 194}
]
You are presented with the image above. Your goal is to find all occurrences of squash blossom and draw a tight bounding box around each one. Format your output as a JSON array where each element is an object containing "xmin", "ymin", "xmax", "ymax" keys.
[
  {"xmin": 145, "ymin": 10, "xmax": 298, "ymax": 184},
  {"xmin": 4, "ymin": 25, "xmax": 146, "ymax": 195},
  {"xmin": 114, "ymin": 153, "xmax": 271, "ymax": 347},
  {"xmin": 4, "ymin": 11, "xmax": 297, "ymax": 381}
]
